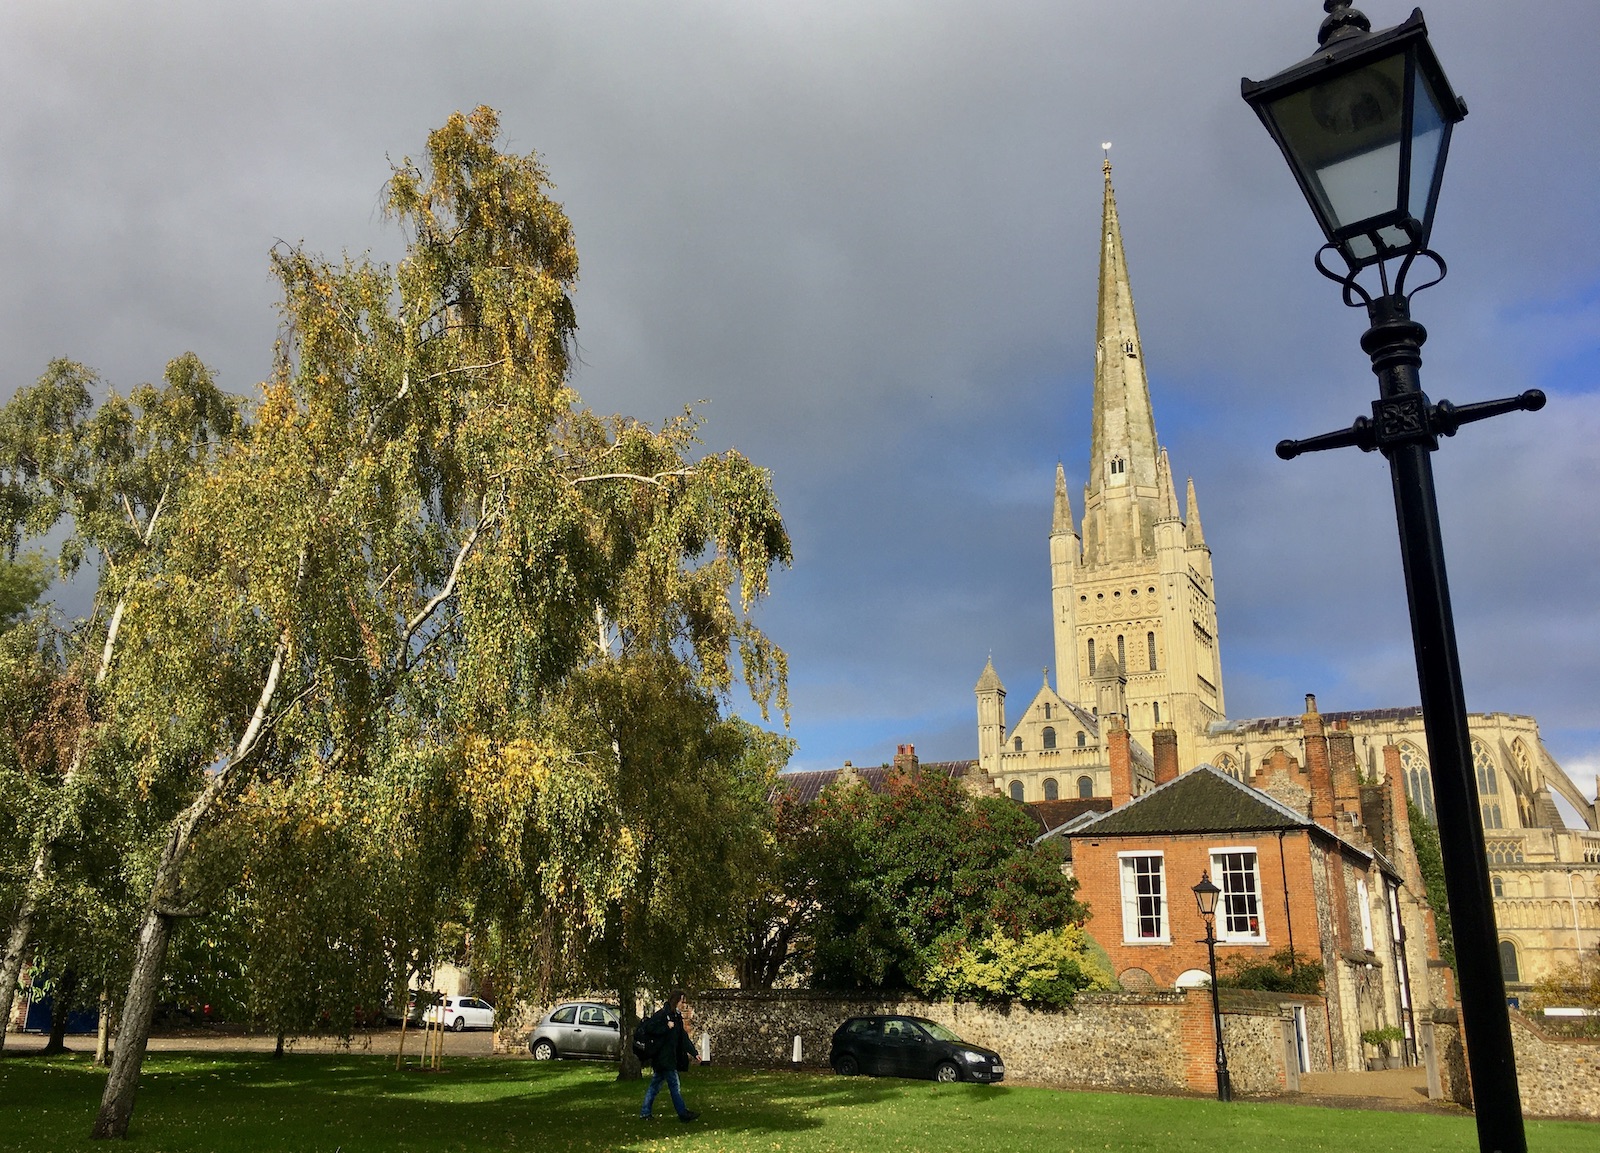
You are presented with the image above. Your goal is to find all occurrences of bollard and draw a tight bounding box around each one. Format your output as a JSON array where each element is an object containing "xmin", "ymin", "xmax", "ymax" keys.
[
  {"xmin": 699, "ymin": 1030, "xmax": 711, "ymax": 1065},
  {"xmin": 791, "ymin": 1035, "xmax": 803, "ymax": 1065}
]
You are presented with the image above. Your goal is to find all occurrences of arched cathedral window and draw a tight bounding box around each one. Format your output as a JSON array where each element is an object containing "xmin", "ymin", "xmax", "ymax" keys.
[
  {"xmin": 1043, "ymin": 727, "xmax": 1057, "ymax": 750},
  {"xmin": 1399, "ymin": 743, "xmax": 1436, "ymax": 824},
  {"xmin": 1109, "ymin": 456, "xmax": 1126, "ymax": 477},
  {"xmin": 1499, "ymin": 940, "xmax": 1521, "ymax": 983},
  {"xmin": 1013, "ymin": 736, "xmax": 1023, "ymax": 752},
  {"xmin": 1009, "ymin": 781, "xmax": 1024, "ymax": 802},
  {"xmin": 1117, "ymin": 634, "xmax": 1126, "ymax": 670},
  {"xmin": 1076, "ymin": 731, "xmax": 1086, "ymax": 748},
  {"xmin": 1474, "ymin": 741, "xmax": 1500, "ymax": 796},
  {"xmin": 1043, "ymin": 778, "xmax": 1059, "ymax": 801},
  {"xmin": 1492, "ymin": 875, "xmax": 1505, "ymax": 898},
  {"xmin": 1087, "ymin": 638, "xmax": 1095, "ymax": 671},
  {"xmin": 1122, "ymin": 339, "xmax": 1136, "ymax": 357},
  {"xmin": 1077, "ymin": 776, "xmax": 1094, "ymax": 798},
  {"xmin": 1147, "ymin": 632, "xmax": 1157, "ymax": 671}
]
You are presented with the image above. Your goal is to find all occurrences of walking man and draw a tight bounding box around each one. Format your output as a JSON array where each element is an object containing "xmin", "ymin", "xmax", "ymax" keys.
[{"xmin": 639, "ymin": 991, "xmax": 700, "ymax": 1122}]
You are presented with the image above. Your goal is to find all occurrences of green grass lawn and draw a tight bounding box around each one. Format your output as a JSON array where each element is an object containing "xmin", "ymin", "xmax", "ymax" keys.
[{"xmin": 1, "ymin": 1053, "xmax": 1595, "ymax": 1153}]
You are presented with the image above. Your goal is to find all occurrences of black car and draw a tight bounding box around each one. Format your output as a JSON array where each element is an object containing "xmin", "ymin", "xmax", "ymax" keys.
[{"xmin": 829, "ymin": 1015, "xmax": 1005, "ymax": 1083}]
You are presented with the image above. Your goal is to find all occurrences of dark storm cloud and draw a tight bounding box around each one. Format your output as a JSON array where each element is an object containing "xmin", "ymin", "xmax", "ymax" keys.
[{"xmin": 3, "ymin": 1, "xmax": 1596, "ymax": 774}]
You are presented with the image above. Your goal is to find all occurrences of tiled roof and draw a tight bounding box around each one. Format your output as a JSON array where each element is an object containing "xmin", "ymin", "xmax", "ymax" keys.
[
  {"xmin": 772, "ymin": 760, "xmax": 981, "ymax": 806},
  {"xmin": 1208, "ymin": 706, "xmax": 1424, "ymax": 736},
  {"xmin": 1021, "ymin": 797, "xmax": 1113, "ymax": 836},
  {"xmin": 1074, "ymin": 764, "xmax": 1314, "ymax": 836}
]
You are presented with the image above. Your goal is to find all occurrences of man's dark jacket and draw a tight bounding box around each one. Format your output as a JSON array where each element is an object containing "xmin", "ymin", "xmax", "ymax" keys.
[{"xmin": 642, "ymin": 1005, "xmax": 694, "ymax": 1074}]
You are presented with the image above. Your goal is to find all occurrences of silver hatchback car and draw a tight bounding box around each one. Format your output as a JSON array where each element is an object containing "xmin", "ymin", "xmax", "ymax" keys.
[{"xmin": 527, "ymin": 1002, "xmax": 622, "ymax": 1061}]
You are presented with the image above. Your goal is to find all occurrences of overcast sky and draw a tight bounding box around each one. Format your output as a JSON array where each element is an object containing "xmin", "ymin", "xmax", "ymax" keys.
[{"xmin": 4, "ymin": 1, "xmax": 1597, "ymax": 785}]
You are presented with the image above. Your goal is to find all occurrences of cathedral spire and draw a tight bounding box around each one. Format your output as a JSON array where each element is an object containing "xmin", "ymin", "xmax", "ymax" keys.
[
  {"xmin": 1052, "ymin": 462, "xmax": 1075, "ymax": 535},
  {"xmin": 1087, "ymin": 155, "xmax": 1160, "ymax": 504}
]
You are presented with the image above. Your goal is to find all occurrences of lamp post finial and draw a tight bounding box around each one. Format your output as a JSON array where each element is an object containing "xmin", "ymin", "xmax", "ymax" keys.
[{"xmin": 1319, "ymin": 1, "xmax": 1371, "ymax": 46}]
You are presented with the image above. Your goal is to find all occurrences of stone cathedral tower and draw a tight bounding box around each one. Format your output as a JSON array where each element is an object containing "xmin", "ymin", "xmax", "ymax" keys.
[
  {"xmin": 1057, "ymin": 158, "xmax": 1225, "ymax": 767},
  {"xmin": 977, "ymin": 159, "xmax": 1226, "ymax": 785}
]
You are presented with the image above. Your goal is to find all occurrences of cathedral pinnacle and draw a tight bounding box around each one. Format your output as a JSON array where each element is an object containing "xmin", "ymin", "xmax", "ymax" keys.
[
  {"xmin": 1052, "ymin": 462, "xmax": 1076, "ymax": 535},
  {"xmin": 1185, "ymin": 478, "xmax": 1206, "ymax": 547},
  {"xmin": 1156, "ymin": 448, "xmax": 1181, "ymax": 522}
]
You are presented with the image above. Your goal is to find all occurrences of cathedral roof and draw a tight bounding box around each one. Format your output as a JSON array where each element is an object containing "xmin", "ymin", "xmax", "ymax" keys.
[
  {"xmin": 772, "ymin": 759, "xmax": 981, "ymax": 806},
  {"xmin": 1208, "ymin": 706, "xmax": 1426, "ymax": 735}
]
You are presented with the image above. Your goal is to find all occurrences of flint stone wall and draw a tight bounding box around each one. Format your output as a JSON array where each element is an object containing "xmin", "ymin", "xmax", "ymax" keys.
[
  {"xmin": 1509, "ymin": 1010, "xmax": 1600, "ymax": 1119},
  {"xmin": 690, "ymin": 989, "xmax": 1302, "ymax": 1097}
]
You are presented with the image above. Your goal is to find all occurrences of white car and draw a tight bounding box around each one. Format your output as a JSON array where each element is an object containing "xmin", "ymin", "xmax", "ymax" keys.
[{"xmin": 423, "ymin": 995, "xmax": 495, "ymax": 1032}]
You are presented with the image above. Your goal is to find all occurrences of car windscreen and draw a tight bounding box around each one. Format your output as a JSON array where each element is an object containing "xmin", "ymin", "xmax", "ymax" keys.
[{"xmin": 917, "ymin": 1021, "xmax": 964, "ymax": 1043}]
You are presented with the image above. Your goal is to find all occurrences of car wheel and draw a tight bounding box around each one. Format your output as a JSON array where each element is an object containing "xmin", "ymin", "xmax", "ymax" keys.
[
  {"xmin": 934, "ymin": 1061, "xmax": 962, "ymax": 1083},
  {"xmin": 834, "ymin": 1053, "xmax": 860, "ymax": 1077},
  {"xmin": 452, "ymin": 1016, "xmax": 466, "ymax": 1033},
  {"xmin": 531, "ymin": 1039, "xmax": 557, "ymax": 1061}
]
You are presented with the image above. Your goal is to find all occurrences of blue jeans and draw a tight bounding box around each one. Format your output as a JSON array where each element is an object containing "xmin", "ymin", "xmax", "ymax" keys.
[{"xmin": 640, "ymin": 1067, "xmax": 688, "ymax": 1117}]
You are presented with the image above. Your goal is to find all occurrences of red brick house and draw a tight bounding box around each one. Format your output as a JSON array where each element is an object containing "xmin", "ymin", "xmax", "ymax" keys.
[{"xmin": 1056, "ymin": 705, "xmax": 1439, "ymax": 1073}]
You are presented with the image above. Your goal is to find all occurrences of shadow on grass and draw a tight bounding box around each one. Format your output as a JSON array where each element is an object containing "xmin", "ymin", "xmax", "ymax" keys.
[
  {"xmin": 7, "ymin": 1052, "xmax": 1597, "ymax": 1153},
  {"xmin": 0, "ymin": 1051, "xmax": 916, "ymax": 1152}
]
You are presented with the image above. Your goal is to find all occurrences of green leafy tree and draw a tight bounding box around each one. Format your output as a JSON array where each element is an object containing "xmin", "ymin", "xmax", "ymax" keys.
[
  {"xmin": 0, "ymin": 355, "xmax": 242, "ymax": 1049},
  {"xmin": 16, "ymin": 106, "xmax": 789, "ymax": 1138},
  {"xmin": 461, "ymin": 655, "xmax": 785, "ymax": 1080},
  {"xmin": 724, "ymin": 749, "xmax": 850, "ymax": 993},
  {"xmin": 0, "ymin": 553, "xmax": 49, "ymax": 628},
  {"xmin": 806, "ymin": 772, "xmax": 1087, "ymax": 992}
]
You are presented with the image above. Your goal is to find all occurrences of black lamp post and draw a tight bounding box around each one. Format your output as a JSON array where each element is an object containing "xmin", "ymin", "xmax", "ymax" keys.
[
  {"xmin": 1243, "ymin": 6, "xmax": 1538, "ymax": 1152},
  {"xmin": 1192, "ymin": 873, "xmax": 1232, "ymax": 1103}
]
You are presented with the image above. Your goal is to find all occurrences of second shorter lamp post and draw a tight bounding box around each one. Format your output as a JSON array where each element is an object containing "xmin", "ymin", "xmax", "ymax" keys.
[{"xmin": 1193, "ymin": 873, "xmax": 1232, "ymax": 1102}]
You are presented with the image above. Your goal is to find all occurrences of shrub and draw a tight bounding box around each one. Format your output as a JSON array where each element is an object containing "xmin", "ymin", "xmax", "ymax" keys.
[
  {"xmin": 1522, "ymin": 959, "xmax": 1600, "ymax": 1038},
  {"xmin": 920, "ymin": 926, "xmax": 1117, "ymax": 1008},
  {"xmin": 1215, "ymin": 947, "xmax": 1323, "ymax": 995}
]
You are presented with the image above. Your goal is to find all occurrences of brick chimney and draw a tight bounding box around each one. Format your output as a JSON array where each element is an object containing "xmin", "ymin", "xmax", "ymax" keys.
[
  {"xmin": 1329, "ymin": 720, "xmax": 1362, "ymax": 817},
  {"xmin": 1108, "ymin": 715, "xmax": 1133, "ymax": 807},
  {"xmin": 892, "ymin": 743, "xmax": 919, "ymax": 778},
  {"xmin": 1152, "ymin": 725, "xmax": 1179, "ymax": 787},
  {"xmin": 1303, "ymin": 694, "xmax": 1335, "ymax": 828}
]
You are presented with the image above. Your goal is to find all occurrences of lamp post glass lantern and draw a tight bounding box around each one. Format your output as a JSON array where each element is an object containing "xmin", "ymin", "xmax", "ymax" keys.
[
  {"xmin": 1241, "ymin": 2, "xmax": 1467, "ymax": 270},
  {"xmin": 1192, "ymin": 873, "xmax": 1231, "ymax": 1103},
  {"xmin": 1243, "ymin": 5, "xmax": 1539, "ymax": 1153}
]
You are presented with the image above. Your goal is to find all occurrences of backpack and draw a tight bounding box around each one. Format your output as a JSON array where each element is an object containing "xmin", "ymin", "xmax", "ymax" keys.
[{"xmin": 632, "ymin": 1017, "xmax": 664, "ymax": 1062}]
